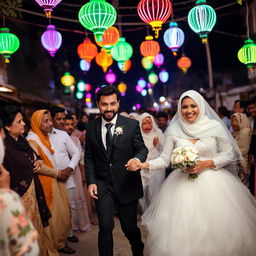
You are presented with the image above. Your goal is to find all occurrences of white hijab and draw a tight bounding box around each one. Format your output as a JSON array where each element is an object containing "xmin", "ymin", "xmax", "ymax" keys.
[
  {"xmin": 166, "ymin": 90, "xmax": 243, "ymax": 174},
  {"xmin": 138, "ymin": 113, "xmax": 164, "ymax": 160}
]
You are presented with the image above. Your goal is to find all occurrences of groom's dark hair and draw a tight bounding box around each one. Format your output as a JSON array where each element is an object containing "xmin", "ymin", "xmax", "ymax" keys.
[{"xmin": 96, "ymin": 85, "xmax": 121, "ymax": 102}]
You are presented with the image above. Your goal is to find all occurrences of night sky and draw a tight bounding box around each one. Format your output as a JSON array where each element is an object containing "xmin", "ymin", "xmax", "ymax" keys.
[{"xmin": 2, "ymin": 0, "xmax": 251, "ymax": 110}]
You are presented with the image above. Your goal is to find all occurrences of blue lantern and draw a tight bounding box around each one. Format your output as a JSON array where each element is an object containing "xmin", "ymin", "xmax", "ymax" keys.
[{"xmin": 159, "ymin": 69, "xmax": 169, "ymax": 83}]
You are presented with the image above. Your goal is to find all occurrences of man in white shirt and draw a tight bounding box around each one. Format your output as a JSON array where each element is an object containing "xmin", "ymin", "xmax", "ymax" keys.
[{"xmin": 49, "ymin": 107, "xmax": 80, "ymax": 252}]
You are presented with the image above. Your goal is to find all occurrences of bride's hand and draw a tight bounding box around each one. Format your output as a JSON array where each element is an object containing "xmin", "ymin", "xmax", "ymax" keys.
[{"xmin": 186, "ymin": 160, "xmax": 215, "ymax": 174}]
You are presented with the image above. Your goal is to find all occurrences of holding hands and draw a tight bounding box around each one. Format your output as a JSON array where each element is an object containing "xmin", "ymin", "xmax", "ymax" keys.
[{"xmin": 125, "ymin": 158, "xmax": 149, "ymax": 171}]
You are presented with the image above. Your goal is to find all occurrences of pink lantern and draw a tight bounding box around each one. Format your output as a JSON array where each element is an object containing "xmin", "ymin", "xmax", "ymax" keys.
[
  {"xmin": 153, "ymin": 53, "xmax": 164, "ymax": 68},
  {"xmin": 41, "ymin": 25, "xmax": 62, "ymax": 57},
  {"xmin": 136, "ymin": 85, "xmax": 143, "ymax": 93},
  {"xmin": 105, "ymin": 69, "xmax": 116, "ymax": 84},
  {"xmin": 85, "ymin": 83, "xmax": 92, "ymax": 92},
  {"xmin": 34, "ymin": 0, "xmax": 62, "ymax": 17}
]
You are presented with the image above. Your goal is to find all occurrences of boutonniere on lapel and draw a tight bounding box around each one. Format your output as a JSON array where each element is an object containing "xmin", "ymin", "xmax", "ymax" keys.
[{"xmin": 114, "ymin": 126, "xmax": 124, "ymax": 136}]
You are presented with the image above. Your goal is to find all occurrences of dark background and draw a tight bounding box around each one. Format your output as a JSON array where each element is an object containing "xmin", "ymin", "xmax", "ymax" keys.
[{"xmin": 0, "ymin": 0, "xmax": 252, "ymax": 110}]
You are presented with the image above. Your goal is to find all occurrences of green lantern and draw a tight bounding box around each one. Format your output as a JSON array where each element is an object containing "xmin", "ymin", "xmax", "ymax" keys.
[
  {"xmin": 238, "ymin": 38, "xmax": 256, "ymax": 70},
  {"xmin": 0, "ymin": 27, "xmax": 20, "ymax": 63},
  {"xmin": 148, "ymin": 71, "xmax": 158, "ymax": 85},
  {"xmin": 110, "ymin": 37, "xmax": 133, "ymax": 64},
  {"xmin": 78, "ymin": 0, "xmax": 117, "ymax": 42},
  {"xmin": 188, "ymin": 0, "xmax": 216, "ymax": 43}
]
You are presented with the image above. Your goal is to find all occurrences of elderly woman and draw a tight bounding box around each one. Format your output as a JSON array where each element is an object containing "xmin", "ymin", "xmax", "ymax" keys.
[
  {"xmin": 27, "ymin": 110, "xmax": 72, "ymax": 255},
  {"xmin": 1, "ymin": 105, "xmax": 50, "ymax": 256},
  {"xmin": 138, "ymin": 113, "xmax": 165, "ymax": 212},
  {"xmin": 0, "ymin": 123, "xmax": 39, "ymax": 256},
  {"xmin": 231, "ymin": 112, "xmax": 252, "ymax": 185}
]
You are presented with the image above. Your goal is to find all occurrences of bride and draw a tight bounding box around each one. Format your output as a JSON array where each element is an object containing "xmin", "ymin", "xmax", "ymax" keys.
[{"xmin": 129, "ymin": 90, "xmax": 256, "ymax": 256}]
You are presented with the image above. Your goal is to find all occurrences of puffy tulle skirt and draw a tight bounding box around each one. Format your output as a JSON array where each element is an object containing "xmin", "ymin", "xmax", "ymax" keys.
[{"xmin": 142, "ymin": 169, "xmax": 256, "ymax": 256}]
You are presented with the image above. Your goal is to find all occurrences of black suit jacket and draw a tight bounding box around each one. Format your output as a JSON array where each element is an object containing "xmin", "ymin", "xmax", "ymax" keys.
[{"xmin": 85, "ymin": 115, "xmax": 148, "ymax": 204}]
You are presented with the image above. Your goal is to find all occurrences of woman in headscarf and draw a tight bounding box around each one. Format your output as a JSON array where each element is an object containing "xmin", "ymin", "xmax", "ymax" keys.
[
  {"xmin": 1, "ymin": 105, "xmax": 50, "ymax": 256},
  {"xmin": 0, "ymin": 118, "xmax": 39, "ymax": 256},
  {"xmin": 26, "ymin": 110, "xmax": 72, "ymax": 255},
  {"xmin": 231, "ymin": 112, "xmax": 252, "ymax": 185},
  {"xmin": 138, "ymin": 113, "xmax": 165, "ymax": 212},
  {"xmin": 131, "ymin": 90, "xmax": 256, "ymax": 256}
]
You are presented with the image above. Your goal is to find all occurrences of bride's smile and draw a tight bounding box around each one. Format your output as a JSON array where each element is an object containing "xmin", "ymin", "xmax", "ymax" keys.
[{"xmin": 181, "ymin": 97, "xmax": 199, "ymax": 123}]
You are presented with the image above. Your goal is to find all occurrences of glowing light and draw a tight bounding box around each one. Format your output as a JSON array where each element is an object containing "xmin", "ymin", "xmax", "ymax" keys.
[
  {"xmin": 80, "ymin": 59, "xmax": 91, "ymax": 72},
  {"xmin": 159, "ymin": 69, "xmax": 169, "ymax": 83}
]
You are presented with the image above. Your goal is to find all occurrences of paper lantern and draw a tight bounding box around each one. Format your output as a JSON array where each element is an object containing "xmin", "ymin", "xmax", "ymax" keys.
[
  {"xmin": 95, "ymin": 26, "xmax": 119, "ymax": 52},
  {"xmin": 111, "ymin": 37, "xmax": 133, "ymax": 64},
  {"xmin": 41, "ymin": 25, "xmax": 62, "ymax": 57},
  {"xmin": 159, "ymin": 69, "xmax": 169, "ymax": 83},
  {"xmin": 188, "ymin": 0, "xmax": 216, "ymax": 43},
  {"xmin": 34, "ymin": 0, "xmax": 62, "ymax": 17},
  {"xmin": 77, "ymin": 80, "xmax": 86, "ymax": 91},
  {"xmin": 80, "ymin": 59, "xmax": 91, "ymax": 72},
  {"xmin": 61, "ymin": 72, "xmax": 75, "ymax": 87},
  {"xmin": 0, "ymin": 27, "xmax": 20, "ymax": 63},
  {"xmin": 141, "ymin": 57, "xmax": 153, "ymax": 70},
  {"xmin": 177, "ymin": 54, "xmax": 192, "ymax": 73},
  {"xmin": 117, "ymin": 82, "xmax": 127, "ymax": 96},
  {"xmin": 78, "ymin": 0, "xmax": 117, "ymax": 42},
  {"xmin": 77, "ymin": 38, "xmax": 98, "ymax": 63},
  {"xmin": 96, "ymin": 49, "xmax": 113, "ymax": 72},
  {"xmin": 138, "ymin": 78, "xmax": 147, "ymax": 88},
  {"xmin": 105, "ymin": 69, "xmax": 116, "ymax": 84},
  {"xmin": 76, "ymin": 91, "xmax": 84, "ymax": 99},
  {"xmin": 137, "ymin": 0, "xmax": 172, "ymax": 38},
  {"xmin": 140, "ymin": 36, "xmax": 160, "ymax": 62},
  {"xmin": 118, "ymin": 60, "xmax": 132, "ymax": 73},
  {"xmin": 148, "ymin": 71, "xmax": 158, "ymax": 85},
  {"xmin": 164, "ymin": 22, "xmax": 184, "ymax": 56},
  {"xmin": 153, "ymin": 53, "xmax": 164, "ymax": 68},
  {"xmin": 237, "ymin": 38, "xmax": 256, "ymax": 70}
]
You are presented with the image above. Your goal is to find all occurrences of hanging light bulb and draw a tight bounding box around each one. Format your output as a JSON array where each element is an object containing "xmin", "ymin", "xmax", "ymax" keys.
[
  {"xmin": 238, "ymin": 38, "xmax": 256, "ymax": 71},
  {"xmin": 153, "ymin": 53, "xmax": 164, "ymax": 68},
  {"xmin": 0, "ymin": 27, "xmax": 20, "ymax": 63},
  {"xmin": 34, "ymin": 0, "xmax": 62, "ymax": 18},
  {"xmin": 188, "ymin": 0, "xmax": 216, "ymax": 44},
  {"xmin": 137, "ymin": 0, "xmax": 172, "ymax": 38},
  {"xmin": 105, "ymin": 69, "xmax": 116, "ymax": 84},
  {"xmin": 159, "ymin": 69, "xmax": 169, "ymax": 83},
  {"xmin": 78, "ymin": 0, "xmax": 117, "ymax": 42},
  {"xmin": 164, "ymin": 22, "xmax": 185, "ymax": 56},
  {"xmin": 41, "ymin": 25, "xmax": 62, "ymax": 57}
]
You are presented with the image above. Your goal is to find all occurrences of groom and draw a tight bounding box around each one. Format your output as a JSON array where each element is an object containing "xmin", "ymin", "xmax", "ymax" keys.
[{"xmin": 85, "ymin": 85, "xmax": 148, "ymax": 256}]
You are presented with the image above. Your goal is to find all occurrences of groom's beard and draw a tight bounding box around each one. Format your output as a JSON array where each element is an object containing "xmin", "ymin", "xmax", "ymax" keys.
[{"xmin": 101, "ymin": 111, "xmax": 117, "ymax": 122}]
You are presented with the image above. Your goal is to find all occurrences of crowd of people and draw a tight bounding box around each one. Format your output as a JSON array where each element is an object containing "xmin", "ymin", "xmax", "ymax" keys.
[{"xmin": 0, "ymin": 85, "xmax": 256, "ymax": 256}]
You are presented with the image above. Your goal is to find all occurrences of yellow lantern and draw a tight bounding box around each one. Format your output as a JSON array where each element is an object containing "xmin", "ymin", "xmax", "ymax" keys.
[
  {"xmin": 117, "ymin": 82, "xmax": 127, "ymax": 96},
  {"xmin": 61, "ymin": 72, "xmax": 75, "ymax": 86}
]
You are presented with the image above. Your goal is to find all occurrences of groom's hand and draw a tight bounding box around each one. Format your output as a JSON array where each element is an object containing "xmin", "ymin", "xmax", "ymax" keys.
[
  {"xmin": 125, "ymin": 158, "xmax": 141, "ymax": 171},
  {"xmin": 88, "ymin": 184, "xmax": 98, "ymax": 199}
]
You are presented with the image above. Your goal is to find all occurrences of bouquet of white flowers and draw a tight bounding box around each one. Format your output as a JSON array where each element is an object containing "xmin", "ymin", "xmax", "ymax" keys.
[{"xmin": 171, "ymin": 146, "xmax": 199, "ymax": 180}]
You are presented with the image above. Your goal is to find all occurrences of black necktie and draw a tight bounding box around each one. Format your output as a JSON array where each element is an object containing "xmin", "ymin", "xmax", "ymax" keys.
[{"xmin": 105, "ymin": 123, "xmax": 113, "ymax": 156}]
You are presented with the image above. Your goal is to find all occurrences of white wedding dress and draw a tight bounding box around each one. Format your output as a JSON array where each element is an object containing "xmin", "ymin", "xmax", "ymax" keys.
[{"xmin": 142, "ymin": 135, "xmax": 256, "ymax": 256}]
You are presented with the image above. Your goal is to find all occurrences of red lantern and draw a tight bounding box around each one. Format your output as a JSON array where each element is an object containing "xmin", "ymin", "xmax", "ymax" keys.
[
  {"xmin": 95, "ymin": 26, "xmax": 120, "ymax": 52},
  {"xmin": 177, "ymin": 54, "xmax": 192, "ymax": 74},
  {"xmin": 96, "ymin": 49, "xmax": 113, "ymax": 73},
  {"xmin": 118, "ymin": 59, "xmax": 132, "ymax": 73},
  {"xmin": 137, "ymin": 0, "xmax": 172, "ymax": 38},
  {"xmin": 77, "ymin": 38, "xmax": 98, "ymax": 63},
  {"xmin": 140, "ymin": 36, "xmax": 160, "ymax": 62}
]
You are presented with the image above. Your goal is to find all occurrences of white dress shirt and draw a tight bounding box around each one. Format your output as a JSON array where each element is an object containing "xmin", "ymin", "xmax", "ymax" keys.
[
  {"xmin": 49, "ymin": 128, "xmax": 80, "ymax": 189},
  {"xmin": 101, "ymin": 114, "xmax": 118, "ymax": 149}
]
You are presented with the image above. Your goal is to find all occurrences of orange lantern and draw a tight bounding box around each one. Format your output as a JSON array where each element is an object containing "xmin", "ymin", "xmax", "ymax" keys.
[
  {"xmin": 77, "ymin": 38, "xmax": 98, "ymax": 63},
  {"xmin": 140, "ymin": 35, "xmax": 160, "ymax": 62},
  {"xmin": 177, "ymin": 54, "xmax": 192, "ymax": 74},
  {"xmin": 96, "ymin": 48, "xmax": 113, "ymax": 72},
  {"xmin": 117, "ymin": 82, "xmax": 127, "ymax": 96},
  {"xmin": 118, "ymin": 60, "xmax": 132, "ymax": 73},
  {"xmin": 95, "ymin": 26, "xmax": 120, "ymax": 52}
]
